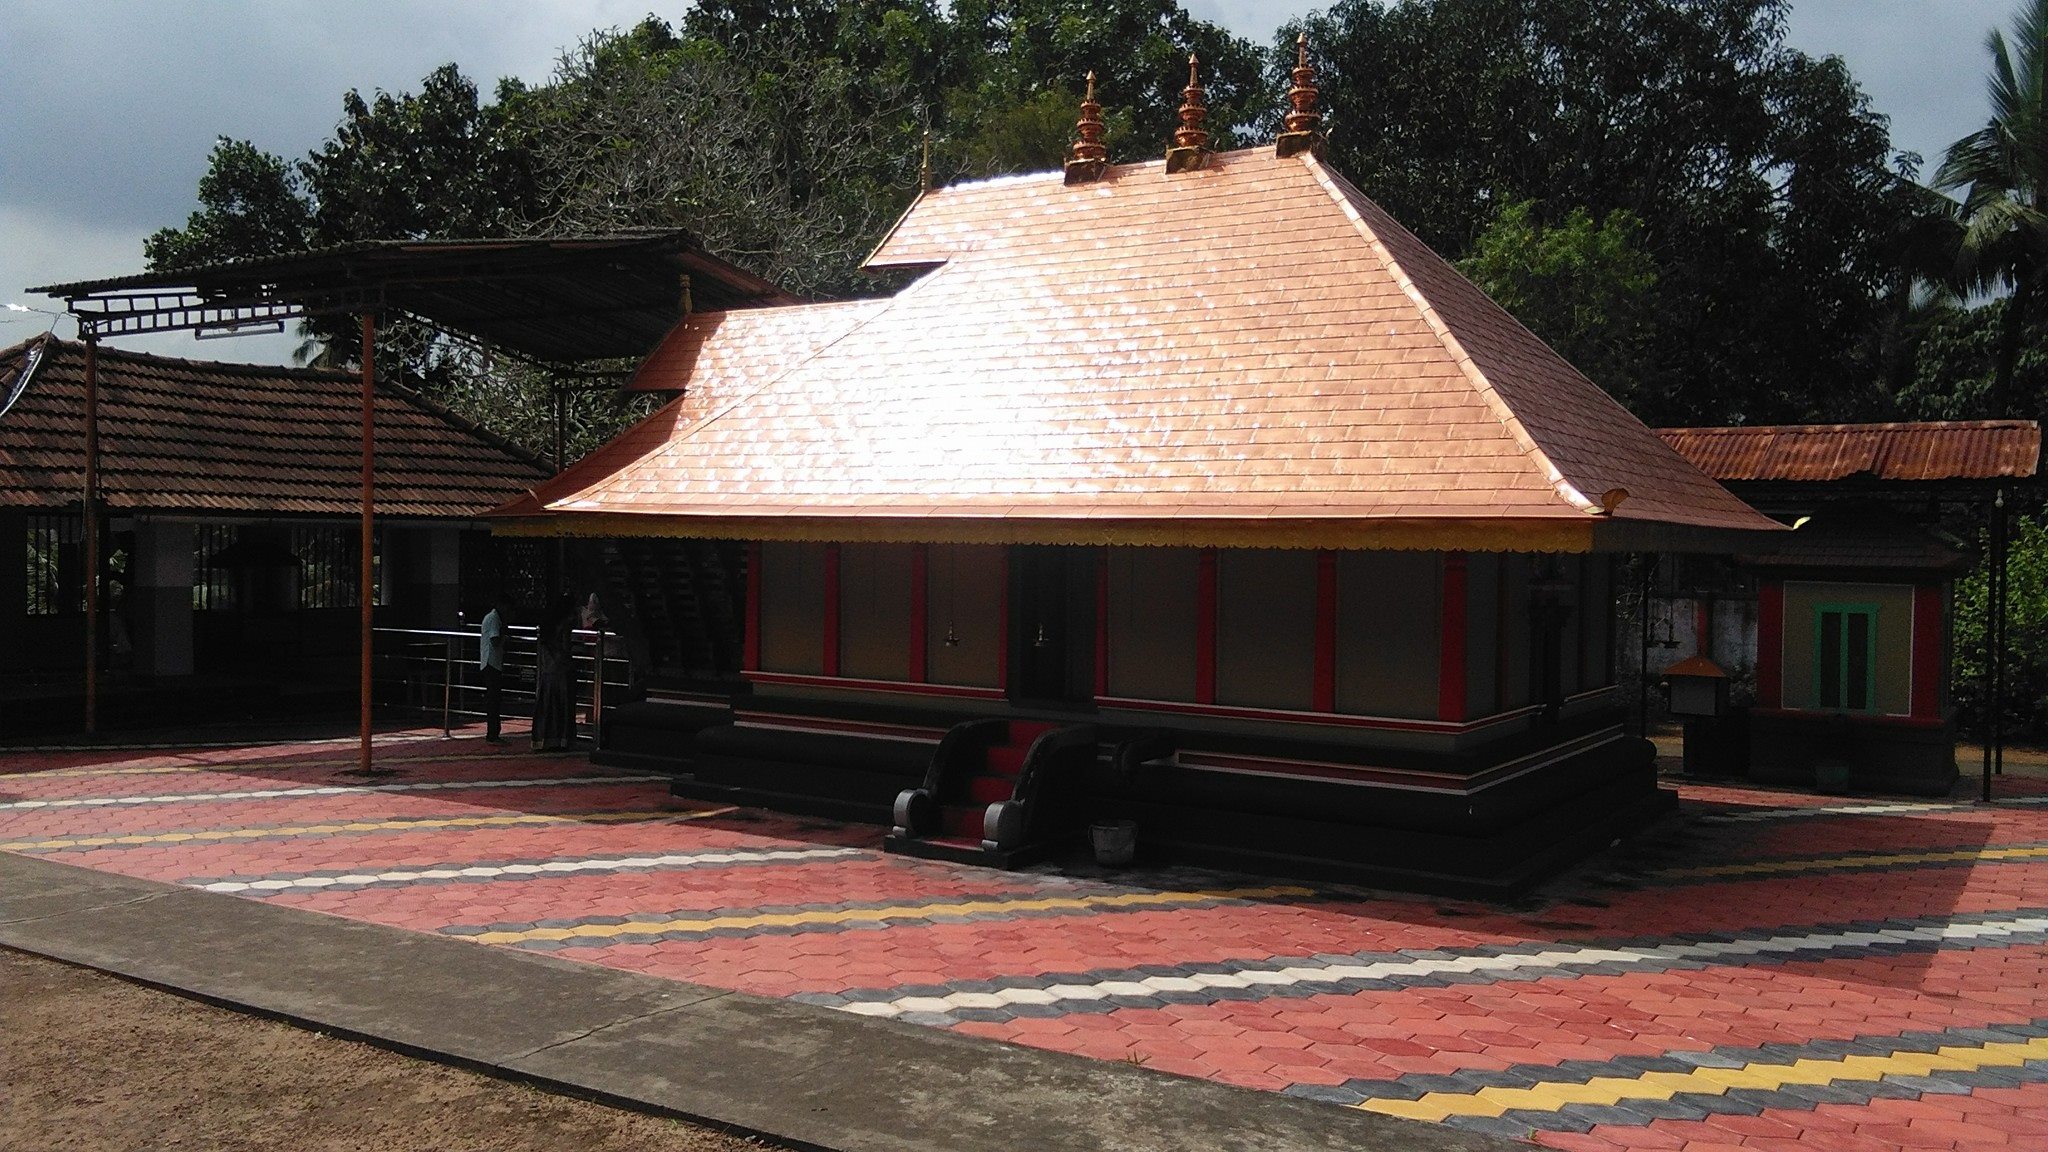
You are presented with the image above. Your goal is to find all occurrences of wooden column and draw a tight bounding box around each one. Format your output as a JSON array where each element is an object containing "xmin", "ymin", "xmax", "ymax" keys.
[
  {"xmin": 743, "ymin": 541, "xmax": 762, "ymax": 671},
  {"xmin": 81, "ymin": 336, "xmax": 100, "ymax": 733},
  {"xmin": 1312, "ymin": 550, "xmax": 1338, "ymax": 713},
  {"xmin": 358, "ymin": 315, "xmax": 376, "ymax": 774},
  {"xmin": 1437, "ymin": 552, "xmax": 1468, "ymax": 722},
  {"xmin": 909, "ymin": 544, "xmax": 929, "ymax": 682},
  {"xmin": 821, "ymin": 543, "xmax": 842, "ymax": 677},
  {"xmin": 1195, "ymin": 547, "xmax": 1218, "ymax": 705}
]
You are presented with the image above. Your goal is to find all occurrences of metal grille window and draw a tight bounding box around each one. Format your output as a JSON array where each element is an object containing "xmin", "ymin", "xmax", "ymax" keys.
[
  {"xmin": 191, "ymin": 524, "xmax": 240, "ymax": 611},
  {"xmin": 293, "ymin": 524, "xmax": 354, "ymax": 609},
  {"xmin": 25, "ymin": 513, "xmax": 82, "ymax": 616}
]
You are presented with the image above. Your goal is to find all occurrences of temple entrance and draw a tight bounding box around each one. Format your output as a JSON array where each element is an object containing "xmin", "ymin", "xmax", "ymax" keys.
[{"xmin": 1010, "ymin": 545, "xmax": 1097, "ymax": 707}]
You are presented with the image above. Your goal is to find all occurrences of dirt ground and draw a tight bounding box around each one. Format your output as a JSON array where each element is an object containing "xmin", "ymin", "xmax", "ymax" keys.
[{"xmin": 0, "ymin": 949, "xmax": 777, "ymax": 1152}]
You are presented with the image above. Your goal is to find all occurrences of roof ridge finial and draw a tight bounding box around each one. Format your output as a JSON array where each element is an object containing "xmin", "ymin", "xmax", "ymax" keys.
[
  {"xmin": 1166, "ymin": 52, "xmax": 1211, "ymax": 173},
  {"xmin": 1277, "ymin": 32, "xmax": 1322, "ymax": 158},
  {"xmin": 1065, "ymin": 71, "xmax": 1110, "ymax": 185}
]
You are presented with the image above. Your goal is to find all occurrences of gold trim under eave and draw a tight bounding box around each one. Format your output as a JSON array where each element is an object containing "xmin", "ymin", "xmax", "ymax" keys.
[{"xmin": 487, "ymin": 513, "xmax": 1601, "ymax": 553}]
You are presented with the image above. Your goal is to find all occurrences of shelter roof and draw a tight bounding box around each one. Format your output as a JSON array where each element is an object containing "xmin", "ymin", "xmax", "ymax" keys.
[
  {"xmin": 497, "ymin": 147, "xmax": 1777, "ymax": 551},
  {"xmin": 0, "ymin": 335, "xmax": 550, "ymax": 518},
  {"xmin": 34, "ymin": 233, "xmax": 794, "ymax": 364},
  {"xmin": 1659, "ymin": 420, "xmax": 2041, "ymax": 485}
]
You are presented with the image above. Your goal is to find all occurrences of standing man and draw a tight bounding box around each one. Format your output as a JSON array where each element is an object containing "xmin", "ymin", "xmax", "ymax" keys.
[{"xmin": 479, "ymin": 594, "xmax": 507, "ymax": 743}]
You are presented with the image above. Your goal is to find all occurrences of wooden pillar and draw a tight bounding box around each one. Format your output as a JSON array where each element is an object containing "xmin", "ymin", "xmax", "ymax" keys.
[
  {"xmin": 1756, "ymin": 580, "xmax": 1784, "ymax": 709},
  {"xmin": 1437, "ymin": 552, "xmax": 1468, "ymax": 722},
  {"xmin": 1313, "ymin": 550, "xmax": 1338, "ymax": 713},
  {"xmin": 909, "ymin": 544, "xmax": 929, "ymax": 682},
  {"xmin": 821, "ymin": 543, "xmax": 841, "ymax": 677},
  {"xmin": 743, "ymin": 541, "xmax": 762, "ymax": 671},
  {"xmin": 358, "ymin": 315, "xmax": 376, "ymax": 774},
  {"xmin": 1195, "ymin": 547, "xmax": 1218, "ymax": 705},
  {"xmin": 81, "ymin": 336, "xmax": 100, "ymax": 733}
]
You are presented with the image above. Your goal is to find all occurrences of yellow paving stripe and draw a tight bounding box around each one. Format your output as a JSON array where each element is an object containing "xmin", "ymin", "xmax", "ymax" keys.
[
  {"xmin": 466, "ymin": 885, "xmax": 1315, "ymax": 945},
  {"xmin": 1361, "ymin": 1036, "xmax": 2048, "ymax": 1122},
  {"xmin": 0, "ymin": 807, "xmax": 732, "ymax": 853},
  {"xmin": 1661, "ymin": 842, "xmax": 2048, "ymax": 881}
]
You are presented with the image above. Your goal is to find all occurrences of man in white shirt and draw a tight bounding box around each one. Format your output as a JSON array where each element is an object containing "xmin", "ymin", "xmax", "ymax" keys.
[{"xmin": 479, "ymin": 596, "xmax": 507, "ymax": 743}]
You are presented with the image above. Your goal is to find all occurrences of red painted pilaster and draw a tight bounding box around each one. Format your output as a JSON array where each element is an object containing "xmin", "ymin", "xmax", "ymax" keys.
[
  {"xmin": 1094, "ymin": 549, "xmax": 1110, "ymax": 698},
  {"xmin": 822, "ymin": 543, "xmax": 842, "ymax": 678},
  {"xmin": 909, "ymin": 544, "xmax": 929, "ymax": 683},
  {"xmin": 1313, "ymin": 550, "xmax": 1338, "ymax": 713},
  {"xmin": 1196, "ymin": 547, "xmax": 1218, "ymax": 705},
  {"xmin": 1912, "ymin": 583, "xmax": 1942, "ymax": 719},
  {"xmin": 1757, "ymin": 580, "xmax": 1784, "ymax": 709},
  {"xmin": 1438, "ymin": 552, "xmax": 1468, "ymax": 722},
  {"xmin": 743, "ymin": 541, "xmax": 762, "ymax": 671}
]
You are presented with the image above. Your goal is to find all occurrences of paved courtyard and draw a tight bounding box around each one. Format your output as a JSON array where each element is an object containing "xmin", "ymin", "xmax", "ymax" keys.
[{"xmin": 4, "ymin": 732, "xmax": 2046, "ymax": 1152}]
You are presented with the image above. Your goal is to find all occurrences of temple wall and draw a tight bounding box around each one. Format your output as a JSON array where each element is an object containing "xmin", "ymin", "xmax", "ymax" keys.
[
  {"xmin": 759, "ymin": 541, "xmax": 827, "ymax": 675},
  {"xmin": 1105, "ymin": 547, "xmax": 1200, "ymax": 701},
  {"xmin": 839, "ymin": 543, "xmax": 913, "ymax": 682},
  {"xmin": 1334, "ymin": 551, "xmax": 1440, "ymax": 720},
  {"xmin": 926, "ymin": 544, "xmax": 1004, "ymax": 687},
  {"xmin": 1780, "ymin": 580, "xmax": 1914, "ymax": 715},
  {"xmin": 1216, "ymin": 549, "xmax": 1316, "ymax": 710}
]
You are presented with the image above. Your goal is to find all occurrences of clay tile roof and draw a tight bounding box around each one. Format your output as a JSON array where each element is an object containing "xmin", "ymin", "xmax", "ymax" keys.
[
  {"xmin": 502, "ymin": 147, "xmax": 1778, "ymax": 549},
  {"xmin": 1658, "ymin": 420, "xmax": 2043, "ymax": 484},
  {"xmin": 0, "ymin": 335, "xmax": 550, "ymax": 518}
]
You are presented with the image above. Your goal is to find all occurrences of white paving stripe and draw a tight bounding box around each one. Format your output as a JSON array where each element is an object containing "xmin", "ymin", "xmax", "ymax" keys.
[
  {"xmin": 0, "ymin": 774, "xmax": 670, "ymax": 810},
  {"xmin": 1698, "ymin": 794, "xmax": 2048, "ymax": 823},
  {"xmin": 834, "ymin": 911, "xmax": 2048, "ymax": 1019},
  {"xmin": 194, "ymin": 846, "xmax": 865, "ymax": 893}
]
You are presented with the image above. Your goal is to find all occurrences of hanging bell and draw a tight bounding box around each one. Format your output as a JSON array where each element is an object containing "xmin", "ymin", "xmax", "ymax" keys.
[
  {"xmin": 1033, "ymin": 623, "xmax": 1050, "ymax": 649},
  {"xmin": 944, "ymin": 624, "xmax": 961, "ymax": 648}
]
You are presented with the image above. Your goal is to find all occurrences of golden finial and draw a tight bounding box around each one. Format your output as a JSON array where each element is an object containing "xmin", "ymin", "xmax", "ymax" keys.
[
  {"xmin": 1065, "ymin": 71, "xmax": 1110, "ymax": 185},
  {"xmin": 1277, "ymin": 32, "xmax": 1322, "ymax": 158},
  {"xmin": 1166, "ymin": 53, "xmax": 1211, "ymax": 173}
]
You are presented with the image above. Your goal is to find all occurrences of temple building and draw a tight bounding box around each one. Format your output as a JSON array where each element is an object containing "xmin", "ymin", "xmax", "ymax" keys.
[{"xmin": 492, "ymin": 57, "xmax": 1781, "ymax": 892}]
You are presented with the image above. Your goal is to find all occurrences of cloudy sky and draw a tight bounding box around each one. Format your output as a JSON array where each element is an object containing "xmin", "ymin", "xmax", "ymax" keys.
[{"xmin": 0, "ymin": 0, "xmax": 2016, "ymax": 364}]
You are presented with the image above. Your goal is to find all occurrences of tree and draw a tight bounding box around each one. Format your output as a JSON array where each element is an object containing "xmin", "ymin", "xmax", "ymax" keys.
[
  {"xmin": 1458, "ymin": 201, "xmax": 1665, "ymax": 419},
  {"xmin": 144, "ymin": 138, "xmax": 312, "ymax": 270},
  {"xmin": 1288, "ymin": 0, "xmax": 1918, "ymax": 426},
  {"xmin": 1936, "ymin": 0, "xmax": 2048, "ymax": 419}
]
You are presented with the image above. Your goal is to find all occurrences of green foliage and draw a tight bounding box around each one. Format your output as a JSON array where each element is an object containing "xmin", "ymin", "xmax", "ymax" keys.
[
  {"xmin": 1457, "ymin": 201, "xmax": 1664, "ymax": 417},
  {"xmin": 1953, "ymin": 514, "xmax": 2048, "ymax": 736},
  {"xmin": 143, "ymin": 139, "xmax": 312, "ymax": 270},
  {"xmin": 1290, "ymin": 0, "xmax": 1914, "ymax": 426}
]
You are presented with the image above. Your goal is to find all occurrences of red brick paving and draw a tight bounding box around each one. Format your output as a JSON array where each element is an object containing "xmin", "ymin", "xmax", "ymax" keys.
[{"xmin": 4, "ymin": 731, "xmax": 2046, "ymax": 1152}]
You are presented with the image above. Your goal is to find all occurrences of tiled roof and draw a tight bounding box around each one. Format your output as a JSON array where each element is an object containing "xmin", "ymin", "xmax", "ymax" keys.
[
  {"xmin": 0, "ymin": 336, "xmax": 550, "ymax": 518},
  {"xmin": 505, "ymin": 147, "xmax": 1777, "ymax": 549},
  {"xmin": 1659, "ymin": 421, "xmax": 2042, "ymax": 484},
  {"xmin": 625, "ymin": 300, "xmax": 883, "ymax": 395}
]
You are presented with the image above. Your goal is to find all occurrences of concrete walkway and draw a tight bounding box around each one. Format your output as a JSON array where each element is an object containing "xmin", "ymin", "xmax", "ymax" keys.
[{"xmin": 0, "ymin": 852, "xmax": 1516, "ymax": 1152}]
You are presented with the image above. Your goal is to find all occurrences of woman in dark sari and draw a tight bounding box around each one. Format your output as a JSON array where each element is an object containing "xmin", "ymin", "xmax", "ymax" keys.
[{"xmin": 531, "ymin": 594, "xmax": 577, "ymax": 751}]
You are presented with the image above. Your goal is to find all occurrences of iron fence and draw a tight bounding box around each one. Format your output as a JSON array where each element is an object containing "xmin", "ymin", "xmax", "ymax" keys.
[{"xmin": 370, "ymin": 624, "xmax": 627, "ymax": 744}]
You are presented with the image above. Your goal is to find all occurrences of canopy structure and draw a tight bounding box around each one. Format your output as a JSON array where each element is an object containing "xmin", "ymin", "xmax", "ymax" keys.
[
  {"xmin": 34, "ymin": 231, "xmax": 788, "ymax": 764},
  {"xmin": 34, "ymin": 232, "xmax": 792, "ymax": 362}
]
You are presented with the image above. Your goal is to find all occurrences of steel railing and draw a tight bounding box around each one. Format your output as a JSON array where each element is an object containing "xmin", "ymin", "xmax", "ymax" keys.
[{"xmin": 371, "ymin": 625, "xmax": 627, "ymax": 743}]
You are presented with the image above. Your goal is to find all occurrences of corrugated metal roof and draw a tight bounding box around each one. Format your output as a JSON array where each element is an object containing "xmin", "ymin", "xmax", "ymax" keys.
[
  {"xmin": 1659, "ymin": 421, "xmax": 2042, "ymax": 484},
  {"xmin": 0, "ymin": 336, "xmax": 550, "ymax": 518},
  {"xmin": 496, "ymin": 146, "xmax": 1777, "ymax": 550}
]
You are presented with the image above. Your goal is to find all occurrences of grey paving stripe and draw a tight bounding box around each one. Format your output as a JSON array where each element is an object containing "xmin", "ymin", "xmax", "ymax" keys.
[
  {"xmin": 183, "ymin": 845, "xmax": 871, "ymax": 893},
  {"xmin": 1696, "ymin": 793, "xmax": 2048, "ymax": 823},
  {"xmin": 799, "ymin": 908, "xmax": 2048, "ymax": 1026},
  {"xmin": 1284, "ymin": 1018, "xmax": 2048, "ymax": 1137},
  {"xmin": 0, "ymin": 773, "xmax": 669, "ymax": 810}
]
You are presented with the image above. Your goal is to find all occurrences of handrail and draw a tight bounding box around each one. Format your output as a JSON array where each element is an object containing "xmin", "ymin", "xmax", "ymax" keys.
[
  {"xmin": 985, "ymin": 725, "xmax": 1098, "ymax": 852},
  {"xmin": 891, "ymin": 717, "xmax": 1005, "ymax": 839},
  {"xmin": 369, "ymin": 624, "xmax": 626, "ymax": 742}
]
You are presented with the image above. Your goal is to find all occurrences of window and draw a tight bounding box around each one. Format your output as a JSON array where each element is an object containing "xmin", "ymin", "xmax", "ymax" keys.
[
  {"xmin": 25, "ymin": 513, "xmax": 82, "ymax": 616},
  {"xmin": 192, "ymin": 524, "xmax": 240, "ymax": 611},
  {"xmin": 1814, "ymin": 603, "xmax": 1878, "ymax": 712},
  {"xmin": 293, "ymin": 524, "xmax": 354, "ymax": 609}
]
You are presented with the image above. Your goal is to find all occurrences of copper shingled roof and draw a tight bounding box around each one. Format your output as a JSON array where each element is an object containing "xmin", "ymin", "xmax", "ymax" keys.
[
  {"xmin": 500, "ymin": 147, "xmax": 1778, "ymax": 550},
  {"xmin": 0, "ymin": 336, "xmax": 550, "ymax": 517},
  {"xmin": 1659, "ymin": 421, "xmax": 2043, "ymax": 484}
]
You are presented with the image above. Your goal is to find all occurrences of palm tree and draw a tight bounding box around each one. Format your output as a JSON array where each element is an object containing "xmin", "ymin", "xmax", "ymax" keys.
[{"xmin": 1936, "ymin": 0, "xmax": 2048, "ymax": 417}]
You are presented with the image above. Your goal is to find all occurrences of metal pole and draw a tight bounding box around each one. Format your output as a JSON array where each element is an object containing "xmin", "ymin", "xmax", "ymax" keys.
[
  {"xmin": 1981, "ymin": 491, "xmax": 2001, "ymax": 802},
  {"xmin": 81, "ymin": 336, "xmax": 100, "ymax": 734},
  {"xmin": 442, "ymin": 636, "xmax": 454, "ymax": 738},
  {"xmin": 1993, "ymin": 490, "xmax": 2008, "ymax": 777},
  {"xmin": 359, "ymin": 315, "xmax": 376, "ymax": 774}
]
